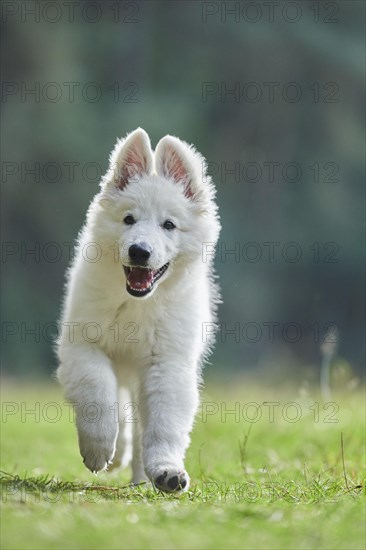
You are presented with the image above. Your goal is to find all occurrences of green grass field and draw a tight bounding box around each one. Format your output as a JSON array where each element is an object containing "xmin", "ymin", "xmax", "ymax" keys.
[{"xmin": 1, "ymin": 378, "xmax": 365, "ymax": 550}]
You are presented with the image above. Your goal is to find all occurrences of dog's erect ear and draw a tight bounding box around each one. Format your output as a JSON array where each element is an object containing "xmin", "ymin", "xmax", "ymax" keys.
[
  {"xmin": 108, "ymin": 128, "xmax": 153, "ymax": 189},
  {"xmin": 154, "ymin": 135, "xmax": 206, "ymax": 200}
]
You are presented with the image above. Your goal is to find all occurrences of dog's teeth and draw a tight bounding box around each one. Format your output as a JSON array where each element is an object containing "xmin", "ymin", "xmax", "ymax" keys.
[{"xmin": 125, "ymin": 263, "xmax": 169, "ymax": 295}]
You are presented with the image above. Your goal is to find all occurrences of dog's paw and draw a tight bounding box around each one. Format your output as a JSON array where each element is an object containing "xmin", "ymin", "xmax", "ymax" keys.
[
  {"xmin": 79, "ymin": 436, "xmax": 116, "ymax": 473},
  {"xmin": 152, "ymin": 468, "xmax": 190, "ymax": 493}
]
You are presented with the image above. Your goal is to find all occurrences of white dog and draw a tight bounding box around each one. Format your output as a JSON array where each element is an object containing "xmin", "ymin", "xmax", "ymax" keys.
[{"xmin": 57, "ymin": 128, "xmax": 220, "ymax": 493}]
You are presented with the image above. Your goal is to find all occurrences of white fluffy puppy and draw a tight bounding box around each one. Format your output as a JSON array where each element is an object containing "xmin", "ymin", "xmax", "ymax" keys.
[{"xmin": 57, "ymin": 128, "xmax": 220, "ymax": 493}]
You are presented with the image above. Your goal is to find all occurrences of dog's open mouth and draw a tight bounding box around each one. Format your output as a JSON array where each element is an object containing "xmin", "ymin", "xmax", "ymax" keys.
[{"xmin": 123, "ymin": 264, "xmax": 169, "ymax": 297}]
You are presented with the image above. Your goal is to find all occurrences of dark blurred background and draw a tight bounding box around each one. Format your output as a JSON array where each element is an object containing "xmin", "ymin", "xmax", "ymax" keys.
[{"xmin": 1, "ymin": 0, "xmax": 365, "ymax": 385}]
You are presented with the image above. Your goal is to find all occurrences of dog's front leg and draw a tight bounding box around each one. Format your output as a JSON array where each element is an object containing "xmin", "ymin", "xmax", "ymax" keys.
[
  {"xmin": 57, "ymin": 345, "xmax": 119, "ymax": 473},
  {"xmin": 139, "ymin": 362, "xmax": 199, "ymax": 493}
]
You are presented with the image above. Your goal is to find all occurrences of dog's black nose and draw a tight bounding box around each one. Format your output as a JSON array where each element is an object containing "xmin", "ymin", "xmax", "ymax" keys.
[{"xmin": 128, "ymin": 243, "xmax": 151, "ymax": 265}]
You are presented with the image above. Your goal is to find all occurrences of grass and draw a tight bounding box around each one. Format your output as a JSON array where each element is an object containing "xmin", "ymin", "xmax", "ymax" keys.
[{"xmin": 0, "ymin": 377, "xmax": 365, "ymax": 549}]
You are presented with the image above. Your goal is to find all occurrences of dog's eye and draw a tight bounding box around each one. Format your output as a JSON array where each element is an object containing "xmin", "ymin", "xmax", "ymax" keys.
[
  {"xmin": 163, "ymin": 220, "xmax": 176, "ymax": 230},
  {"xmin": 124, "ymin": 215, "xmax": 135, "ymax": 225}
]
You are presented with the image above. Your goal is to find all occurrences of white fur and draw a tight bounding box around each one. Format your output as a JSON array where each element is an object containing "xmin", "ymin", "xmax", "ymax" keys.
[{"xmin": 57, "ymin": 128, "xmax": 220, "ymax": 493}]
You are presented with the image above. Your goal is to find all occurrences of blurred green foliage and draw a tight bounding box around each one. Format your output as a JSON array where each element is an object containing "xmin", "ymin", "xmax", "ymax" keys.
[{"xmin": 1, "ymin": 0, "xmax": 365, "ymax": 377}]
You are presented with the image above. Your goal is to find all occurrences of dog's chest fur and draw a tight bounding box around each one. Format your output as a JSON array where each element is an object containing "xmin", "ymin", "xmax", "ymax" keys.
[{"xmin": 92, "ymin": 284, "xmax": 205, "ymax": 374}]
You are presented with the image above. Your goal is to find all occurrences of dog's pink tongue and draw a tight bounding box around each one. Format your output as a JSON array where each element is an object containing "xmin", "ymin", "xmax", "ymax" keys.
[{"xmin": 128, "ymin": 268, "xmax": 154, "ymax": 290}]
